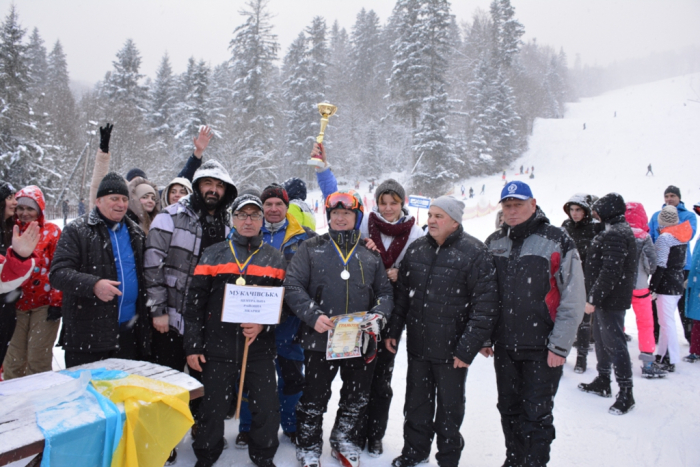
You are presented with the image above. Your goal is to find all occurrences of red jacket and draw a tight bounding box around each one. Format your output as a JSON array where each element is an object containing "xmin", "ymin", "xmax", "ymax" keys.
[
  {"xmin": 14, "ymin": 186, "xmax": 63, "ymax": 311},
  {"xmin": 0, "ymin": 249, "xmax": 34, "ymax": 294}
]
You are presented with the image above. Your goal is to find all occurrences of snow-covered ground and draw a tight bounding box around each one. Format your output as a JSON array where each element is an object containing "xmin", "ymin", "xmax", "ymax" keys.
[{"xmin": 20, "ymin": 73, "xmax": 700, "ymax": 466}]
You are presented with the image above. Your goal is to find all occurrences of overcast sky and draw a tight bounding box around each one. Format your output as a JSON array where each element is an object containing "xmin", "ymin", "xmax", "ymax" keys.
[{"xmin": 3, "ymin": 0, "xmax": 699, "ymax": 85}]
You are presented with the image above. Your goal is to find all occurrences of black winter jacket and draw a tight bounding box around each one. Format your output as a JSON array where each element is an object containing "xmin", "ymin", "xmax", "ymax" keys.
[
  {"xmin": 183, "ymin": 230, "xmax": 286, "ymax": 362},
  {"xmin": 562, "ymin": 193, "xmax": 602, "ymax": 266},
  {"xmin": 387, "ymin": 225, "xmax": 499, "ymax": 364},
  {"xmin": 585, "ymin": 193, "xmax": 637, "ymax": 310},
  {"xmin": 49, "ymin": 208, "xmax": 151, "ymax": 356},
  {"xmin": 486, "ymin": 208, "xmax": 585, "ymax": 357},
  {"xmin": 284, "ymin": 229, "xmax": 394, "ymax": 353}
]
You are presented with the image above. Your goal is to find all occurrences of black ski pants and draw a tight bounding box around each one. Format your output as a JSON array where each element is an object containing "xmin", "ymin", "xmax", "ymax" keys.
[
  {"xmin": 359, "ymin": 337, "xmax": 398, "ymax": 444},
  {"xmin": 150, "ymin": 329, "xmax": 203, "ymax": 421},
  {"xmin": 64, "ymin": 322, "xmax": 139, "ymax": 367},
  {"xmin": 592, "ymin": 307, "xmax": 633, "ymax": 386},
  {"xmin": 193, "ymin": 357, "xmax": 279, "ymax": 467},
  {"xmin": 295, "ymin": 350, "xmax": 376, "ymax": 460},
  {"xmin": 401, "ymin": 355, "xmax": 468, "ymax": 467},
  {"xmin": 575, "ymin": 313, "xmax": 592, "ymax": 355},
  {"xmin": 495, "ymin": 346, "xmax": 562, "ymax": 467},
  {"xmin": 0, "ymin": 297, "xmax": 17, "ymax": 365}
]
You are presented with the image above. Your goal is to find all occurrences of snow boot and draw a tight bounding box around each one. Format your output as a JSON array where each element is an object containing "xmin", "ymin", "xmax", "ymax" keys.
[
  {"xmin": 331, "ymin": 449, "xmax": 360, "ymax": 467},
  {"xmin": 165, "ymin": 449, "xmax": 177, "ymax": 465},
  {"xmin": 391, "ymin": 456, "xmax": 429, "ymax": 467},
  {"xmin": 641, "ymin": 360, "xmax": 667, "ymax": 378},
  {"xmin": 578, "ymin": 375, "xmax": 612, "ymax": 398},
  {"xmin": 609, "ymin": 387, "xmax": 635, "ymax": 415},
  {"xmin": 367, "ymin": 439, "xmax": 383, "ymax": 458},
  {"xmin": 235, "ymin": 431, "xmax": 249, "ymax": 449},
  {"xmin": 284, "ymin": 431, "xmax": 297, "ymax": 445},
  {"xmin": 683, "ymin": 353, "xmax": 700, "ymax": 363},
  {"xmin": 574, "ymin": 353, "xmax": 587, "ymax": 373}
]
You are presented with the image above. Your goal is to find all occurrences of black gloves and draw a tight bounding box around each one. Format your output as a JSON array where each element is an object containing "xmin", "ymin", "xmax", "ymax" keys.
[
  {"xmin": 47, "ymin": 306, "xmax": 62, "ymax": 322},
  {"xmin": 99, "ymin": 123, "xmax": 113, "ymax": 153}
]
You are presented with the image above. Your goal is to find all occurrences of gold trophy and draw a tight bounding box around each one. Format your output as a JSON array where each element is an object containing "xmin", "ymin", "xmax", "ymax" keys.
[{"xmin": 308, "ymin": 102, "xmax": 337, "ymax": 168}]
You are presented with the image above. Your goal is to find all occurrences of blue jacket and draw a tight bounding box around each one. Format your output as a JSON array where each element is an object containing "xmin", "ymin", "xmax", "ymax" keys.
[
  {"xmin": 686, "ymin": 240, "xmax": 700, "ymax": 321},
  {"xmin": 263, "ymin": 213, "xmax": 317, "ymax": 361},
  {"xmin": 108, "ymin": 222, "xmax": 139, "ymax": 324},
  {"xmin": 316, "ymin": 167, "xmax": 338, "ymax": 203},
  {"xmin": 649, "ymin": 201, "xmax": 697, "ymax": 270}
]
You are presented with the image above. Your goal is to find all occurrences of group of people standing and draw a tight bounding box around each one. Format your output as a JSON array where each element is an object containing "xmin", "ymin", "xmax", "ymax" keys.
[{"xmin": 0, "ymin": 121, "xmax": 699, "ymax": 467}]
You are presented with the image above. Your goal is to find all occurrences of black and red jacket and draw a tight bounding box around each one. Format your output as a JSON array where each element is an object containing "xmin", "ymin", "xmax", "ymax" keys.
[{"xmin": 184, "ymin": 230, "xmax": 286, "ymax": 363}]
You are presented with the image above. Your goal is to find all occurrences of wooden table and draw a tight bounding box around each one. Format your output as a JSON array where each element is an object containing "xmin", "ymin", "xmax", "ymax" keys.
[{"xmin": 0, "ymin": 359, "xmax": 203, "ymax": 466}]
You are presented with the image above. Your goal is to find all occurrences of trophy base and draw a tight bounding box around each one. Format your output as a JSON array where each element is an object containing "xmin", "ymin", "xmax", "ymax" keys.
[{"xmin": 307, "ymin": 158, "xmax": 325, "ymax": 168}]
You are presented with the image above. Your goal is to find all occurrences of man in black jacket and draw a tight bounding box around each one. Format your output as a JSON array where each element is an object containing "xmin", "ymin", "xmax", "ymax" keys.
[
  {"xmin": 386, "ymin": 196, "xmax": 499, "ymax": 467},
  {"xmin": 579, "ymin": 193, "xmax": 638, "ymax": 415},
  {"xmin": 484, "ymin": 181, "xmax": 585, "ymax": 467},
  {"xmin": 50, "ymin": 172, "xmax": 151, "ymax": 367},
  {"xmin": 561, "ymin": 193, "xmax": 604, "ymax": 373},
  {"xmin": 284, "ymin": 191, "xmax": 393, "ymax": 467},
  {"xmin": 184, "ymin": 194, "xmax": 287, "ymax": 467}
]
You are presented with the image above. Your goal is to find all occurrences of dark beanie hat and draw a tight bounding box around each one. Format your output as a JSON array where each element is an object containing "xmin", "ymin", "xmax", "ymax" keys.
[
  {"xmin": 283, "ymin": 177, "xmax": 307, "ymax": 201},
  {"xmin": 261, "ymin": 183, "xmax": 289, "ymax": 207},
  {"xmin": 0, "ymin": 181, "xmax": 15, "ymax": 200},
  {"xmin": 126, "ymin": 168, "xmax": 147, "ymax": 182},
  {"xmin": 664, "ymin": 185, "xmax": 681, "ymax": 200},
  {"xmin": 97, "ymin": 172, "xmax": 129, "ymax": 198},
  {"xmin": 375, "ymin": 179, "xmax": 406, "ymax": 206}
]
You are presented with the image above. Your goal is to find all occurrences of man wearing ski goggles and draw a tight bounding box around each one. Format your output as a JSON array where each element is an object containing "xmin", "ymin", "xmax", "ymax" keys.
[{"xmin": 284, "ymin": 190, "xmax": 393, "ymax": 467}]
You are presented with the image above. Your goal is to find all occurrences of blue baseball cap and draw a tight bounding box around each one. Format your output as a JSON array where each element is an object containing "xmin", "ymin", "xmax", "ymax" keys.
[{"xmin": 499, "ymin": 181, "xmax": 534, "ymax": 203}]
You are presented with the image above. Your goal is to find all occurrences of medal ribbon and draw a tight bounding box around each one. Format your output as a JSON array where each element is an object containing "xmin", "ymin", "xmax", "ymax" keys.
[
  {"xmin": 330, "ymin": 236, "xmax": 360, "ymax": 270},
  {"xmin": 229, "ymin": 240, "xmax": 263, "ymax": 278}
]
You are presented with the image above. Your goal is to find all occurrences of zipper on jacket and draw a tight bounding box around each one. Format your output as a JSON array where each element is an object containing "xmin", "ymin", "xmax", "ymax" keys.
[
  {"xmin": 112, "ymin": 227, "xmax": 125, "ymax": 323},
  {"xmin": 420, "ymin": 245, "xmax": 441, "ymax": 356}
]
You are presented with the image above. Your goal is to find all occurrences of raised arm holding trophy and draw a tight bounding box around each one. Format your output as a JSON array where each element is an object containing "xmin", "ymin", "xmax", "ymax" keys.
[{"xmin": 308, "ymin": 102, "xmax": 337, "ymax": 168}]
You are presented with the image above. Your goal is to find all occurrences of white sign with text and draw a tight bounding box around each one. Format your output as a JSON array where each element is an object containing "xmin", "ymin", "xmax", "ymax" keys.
[{"xmin": 221, "ymin": 285, "xmax": 284, "ymax": 325}]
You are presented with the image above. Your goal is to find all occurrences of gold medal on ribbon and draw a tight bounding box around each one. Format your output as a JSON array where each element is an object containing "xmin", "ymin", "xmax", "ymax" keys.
[{"xmin": 236, "ymin": 277, "xmax": 246, "ymax": 286}]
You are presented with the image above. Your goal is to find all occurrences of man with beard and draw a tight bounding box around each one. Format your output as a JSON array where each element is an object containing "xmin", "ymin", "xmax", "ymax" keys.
[{"xmin": 144, "ymin": 159, "xmax": 237, "ymax": 463}]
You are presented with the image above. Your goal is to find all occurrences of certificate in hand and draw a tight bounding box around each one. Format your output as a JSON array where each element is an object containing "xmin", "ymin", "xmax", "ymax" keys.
[
  {"xmin": 326, "ymin": 312, "xmax": 367, "ymax": 360},
  {"xmin": 221, "ymin": 284, "xmax": 284, "ymax": 325}
]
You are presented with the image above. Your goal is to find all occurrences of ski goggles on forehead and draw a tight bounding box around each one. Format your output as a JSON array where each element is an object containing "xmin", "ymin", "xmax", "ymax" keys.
[{"xmin": 325, "ymin": 192, "xmax": 359, "ymax": 211}]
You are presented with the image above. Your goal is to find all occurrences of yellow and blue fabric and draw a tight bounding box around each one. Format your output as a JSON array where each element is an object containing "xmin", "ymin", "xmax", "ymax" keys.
[{"xmin": 36, "ymin": 368, "xmax": 193, "ymax": 467}]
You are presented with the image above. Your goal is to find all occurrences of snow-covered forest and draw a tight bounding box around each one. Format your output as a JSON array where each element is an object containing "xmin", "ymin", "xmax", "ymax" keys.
[{"xmin": 0, "ymin": 0, "xmax": 696, "ymax": 202}]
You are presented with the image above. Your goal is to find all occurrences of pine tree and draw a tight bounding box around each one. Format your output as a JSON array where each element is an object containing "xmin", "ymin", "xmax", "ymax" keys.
[
  {"xmin": 409, "ymin": 0, "xmax": 458, "ymax": 196},
  {"xmin": 350, "ymin": 8, "xmax": 382, "ymax": 112},
  {"xmin": 25, "ymin": 28, "xmax": 47, "ymax": 98},
  {"xmin": 282, "ymin": 32, "xmax": 314, "ymax": 179},
  {"xmin": 45, "ymin": 40, "xmax": 78, "ymax": 162},
  {"xmin": 226, "ymin": 0, "xmax": 280, "ymax": 187},
  {"xmin": 173, "ymin": 57, "xmax": 210, "ymax": 165},
  {"xmin": 387, "ymin": 0, "xmax": 427, "ymax": 129},
  {"xmin": 146, "ymin": 52, "xmax": 176, "ymax": 167},
  {"xmin": 229, "ymin": 0, "xmax": 279, "ymax": 152},
  {"xmin": 102, "ymin": 39, "xmax": 148, "ymax": 173},
  {"xmin": 0, "ymin": 6, "xmax": 58, "ymax": 196}
]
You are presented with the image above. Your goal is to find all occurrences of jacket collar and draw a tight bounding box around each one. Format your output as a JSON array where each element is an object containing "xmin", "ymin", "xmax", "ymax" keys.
[
  {"xmin": 230, "ymin": 229, "xmax": 263, "ymax": 249},
  {"xmin": 328, "ymin": 229, "xmax": 361, "ymax": 249},
  {"xmin": 504, "ymin": 206, "xmax": 549, "ymax": 241},
  {"xmin": 427, "ymin": 224, "xmax": 463, "ymax": 248}
]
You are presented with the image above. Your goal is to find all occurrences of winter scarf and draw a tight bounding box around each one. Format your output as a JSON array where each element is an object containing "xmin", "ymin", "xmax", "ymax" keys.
[{"xmin": 367, "ymin": 212, "xmax": 415, "ymax": 269}]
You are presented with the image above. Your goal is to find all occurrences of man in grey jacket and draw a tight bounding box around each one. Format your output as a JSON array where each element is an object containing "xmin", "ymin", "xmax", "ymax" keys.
[
  {"xmin": 483, "ymin": 181, "xmax": 585, "ymax": 467},
  {"xmin": 143, "ymin": 160, "xmax": 237, "ymax": 463},
  {"xmin": 284, "ymin": 191, "xmax": 393, "ymax": 467}
]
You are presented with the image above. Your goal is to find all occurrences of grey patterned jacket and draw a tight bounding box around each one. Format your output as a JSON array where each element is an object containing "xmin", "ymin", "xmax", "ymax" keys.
[{"xmin": 144, "ymin": 196, "xmax": 230, "ymax": 334}]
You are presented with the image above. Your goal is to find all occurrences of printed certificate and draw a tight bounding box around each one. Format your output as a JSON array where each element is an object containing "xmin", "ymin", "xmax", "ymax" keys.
[{"xmin": 326, "ymin": 312, "xmax": 366, "ymax": 360}]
